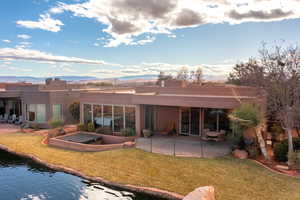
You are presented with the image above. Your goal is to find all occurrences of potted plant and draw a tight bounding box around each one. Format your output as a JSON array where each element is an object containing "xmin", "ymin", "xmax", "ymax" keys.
[{"xmin": 142, "ymin": 129, "xmax": 152, "ymax": 138}]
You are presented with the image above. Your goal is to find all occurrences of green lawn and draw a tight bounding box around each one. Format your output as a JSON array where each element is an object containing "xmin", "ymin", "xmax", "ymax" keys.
[{"xmin": 0, "ymin": 132, "xmax": 299, "ymax": 200}]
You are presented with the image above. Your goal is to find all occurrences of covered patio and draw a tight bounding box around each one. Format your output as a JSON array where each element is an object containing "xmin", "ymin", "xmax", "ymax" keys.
[{"xmin": 136, "ymin": 135, "xmax": 232, "ymax": 158}]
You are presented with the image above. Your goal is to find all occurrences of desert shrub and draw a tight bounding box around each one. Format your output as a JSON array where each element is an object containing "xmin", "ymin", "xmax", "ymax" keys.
[
  {"xmin": 87, "ymin": 122, "xmax": 95, "ymax": 132},
  {"xmin": 121, "ymin": 128, "xmax": 135, "ymax": 137},
  {"xmin": 78, "ymin": 123, "xmax": 88, "ymax": 131},
  {"xmin": 288, "ymin": 151, "xmax": 300, "ymax": 170},
  {"xmin": 50, "ymin": 119, "xmax": 64, "ymax": 128},
  {"xmin": 142, "ymin": 129, "xmax": 152, "ymax": 137},
  {"xmin": 274, "ymin": 142, "xmax": 288, "ymax": 162},
  {"xmin": 31, "ymin": 123, "xmax": 40, "ymax": 131},
  {"xmin": 69, "ymin": 102, "xmax": 80, "ymax": 122},
  {"xmin": 274, "ymin": 138, "xmax": 300, "ymax": 162},
  {"xmin": 246, "ymin": 144, "xmax": 260, "ymax": 158},
  {"xmin": 96, "ymin": 127, "xmax": 113, "ymax": 135}
]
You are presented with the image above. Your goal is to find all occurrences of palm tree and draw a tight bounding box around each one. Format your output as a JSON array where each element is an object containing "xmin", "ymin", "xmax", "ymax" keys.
[{"xmin": 230, "ymin": 103, "xmax": 269, "ymax": 160}]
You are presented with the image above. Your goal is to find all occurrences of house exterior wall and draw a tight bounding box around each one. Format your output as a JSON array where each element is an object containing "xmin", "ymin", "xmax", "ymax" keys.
[
  {"xmin": 155, "ymin": 106, "xmax": 179, "ymax": 133},
  {"xmin": 0, "ymin": 80, "xmax": 266, "ymax": 134}
]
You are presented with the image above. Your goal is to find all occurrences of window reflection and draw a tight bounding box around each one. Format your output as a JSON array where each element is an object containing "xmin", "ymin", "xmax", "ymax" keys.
[
  {"xmin": 114, "ymin": 106, "xmax": 124, "ymax": 132},
  {"xmin": 125, "ymin": 106, "xmax": 135, "ymax": 130},
  {"xmin": 93, "ymin": 105, "xmax": 102, "ymax": 128},
  {"xmin": 103, "ymin": 105, "xmax": 113, "ymax": 130}
]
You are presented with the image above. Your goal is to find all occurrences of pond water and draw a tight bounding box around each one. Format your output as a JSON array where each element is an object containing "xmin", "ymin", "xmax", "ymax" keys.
[{"xmin": 0, "ymin": 150, "xmax": 166, "ymax": 200}]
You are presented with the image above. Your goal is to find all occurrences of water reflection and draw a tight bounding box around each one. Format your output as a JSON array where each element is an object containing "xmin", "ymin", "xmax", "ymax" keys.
[{"xmin": 0, "ymin": 150, "xmax": 164, "ymax": 200}]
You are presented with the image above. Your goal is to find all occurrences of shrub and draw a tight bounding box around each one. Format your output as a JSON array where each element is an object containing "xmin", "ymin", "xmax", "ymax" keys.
[
  {"xmin": 87, "ymin": 122, "xmax": 95, "ymax": 132},
  {"xmin": 288, "ymin": 151, "xmax": 300, "ymax": 170},
  {"xmin": 142, "ymin": 129, "xmax": 152, "ymax": 137},
  {"xmin": 121, "ymin": 128, "xmax": 135, "ymax": 137},
  {"xmin": 274, "ymin": 138, "xmax": 300, "ymax": 162},
  {"xmin": 246, "ymin": 145, "xmax": 260, "ymax": 158},
  {"xmin": 274, "ymin": 142, "xmax": 289, "ymax": 162},
  {"xmin": 32, "ymin": 123, "xmax": 40, "ymax": 131},
  {"xmin": 50, "ymin": 119, "xmax": 64, "ymax": 128},
  {"xmin": 78, "ymin": 123, "xmax": 88, "ymax": 131},
  {"xmin": 95, "ymin": 127, "xmax": 113, "ymax": 135},
  {"xmin": 69, "ymin": 102, "xmax": 80, "ymax": 122}
]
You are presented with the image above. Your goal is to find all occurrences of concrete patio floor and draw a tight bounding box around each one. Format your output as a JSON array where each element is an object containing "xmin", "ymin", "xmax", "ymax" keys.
[
  {"xmin": 0, "ymin": 124, "xmax": 20, "ymax": 134},
  {"xmin": 136, "ymin": 135, "xmax": 233, "ymax": 158}
]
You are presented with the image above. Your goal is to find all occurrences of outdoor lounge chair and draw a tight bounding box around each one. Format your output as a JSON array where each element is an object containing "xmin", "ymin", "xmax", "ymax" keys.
[
  {"xmin": 0, "ymin": 114, "xmax": 8, "ymax": 123},
  {"xmin": 14, "ymin": 116, "xmax": 23, "ymax": 125},
  {"xmin": 8, "ymin": 114, "xmax": 17, "ymax": 124}
]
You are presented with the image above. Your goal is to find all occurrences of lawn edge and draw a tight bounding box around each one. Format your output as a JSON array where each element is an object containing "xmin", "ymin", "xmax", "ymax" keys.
[{"xmin": 0, "ymin": 144, "xmax": 184, "ymax": 200}]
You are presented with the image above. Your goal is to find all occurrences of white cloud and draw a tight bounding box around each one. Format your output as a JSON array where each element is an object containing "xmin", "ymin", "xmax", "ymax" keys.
[
  {"xmin": 2, "ymin": 39, "xmax": 11, "ymax": 43},
  {"xmin": 51, "ymin": 63, "xmax": 76, "ymax": 72},
  {"xmin": 90, "ymin": 61, "xmax": 235, "ymax": 80},
  {"xmin": 168, "ymin": 34, "xmax": 177, "ymax": 38},
  {"xmin": 7, "ymin": 66, "xmax": 33, "ymax": 72},
  {"xmin": 46, "ymin": 0, "xmax": 300, "ymax": 47},
  {"xmin": 15, "ymin": 41, "xmax": 32, "ymax": 49},
  {"xmin": 0, "ymin": 48, "xmax": 119, "ymax": 66},
  {"xmin": 17, "ymin": 34, "xmax": 31, "ymax": 40},
  {"xmin": 16, "ymin": 14, "xmax": 63, "ymax": 32},
  {"xmin": 130, "ymin": 36, "xmax": 156, "ymax": 46}
]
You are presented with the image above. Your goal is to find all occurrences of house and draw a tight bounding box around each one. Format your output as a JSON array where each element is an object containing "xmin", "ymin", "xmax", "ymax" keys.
[{"xmin": 0, "ymin": 79, "xmax": 266, "ymax": 137}]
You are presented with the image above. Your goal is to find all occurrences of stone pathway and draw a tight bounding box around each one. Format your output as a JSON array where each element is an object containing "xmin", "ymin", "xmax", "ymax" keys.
[
  {"xmin": 136, "ymin": 135, "xmax": 232, "ymax": 158},
  {"xmin": 0, "ymin": 124, "xmax": 20, "ymax": 134}
]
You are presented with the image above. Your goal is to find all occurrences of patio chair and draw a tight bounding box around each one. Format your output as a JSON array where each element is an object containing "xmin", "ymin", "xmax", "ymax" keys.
[
  {"xmin": 8, "ymin": 114, "xmax": 17, "ymax": 124},
  {"xmin": 201, "ymin": 129, "xmax": 210, "ymax": 141},
  {"xmin": 14, "ymin": 116, "xmax": 23, "ymax": 125},
  {"xmin": 0, "ymin": 114, "xmax": 8, "ymax": 123}
]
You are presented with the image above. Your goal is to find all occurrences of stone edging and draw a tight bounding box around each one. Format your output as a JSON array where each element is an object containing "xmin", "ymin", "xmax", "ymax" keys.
[
  {"xmin": 250, "ymin": 159, "xmax": 300, "ymax": 179},
  {"xmin": 0, "ymin": 144, "xmax": 184, "ymax": 200}
]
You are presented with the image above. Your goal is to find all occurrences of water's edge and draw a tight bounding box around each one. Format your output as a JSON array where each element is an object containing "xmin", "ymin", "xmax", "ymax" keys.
[{"xmin": 0, "ymin": 144, "xmax": 184, "ymax": 200}]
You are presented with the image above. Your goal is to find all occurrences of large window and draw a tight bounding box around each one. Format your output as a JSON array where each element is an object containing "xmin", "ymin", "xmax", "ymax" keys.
[
  {"xmin": 83, "ymin": 104, "xmax": 92, "ymax": 124},
  {"xmin": 204, "ymin": 108, "xmax": 229, "ymax": 132},
  {"xmin": 52, "ymin": 104, "xmax": 62, "ymax": 121},
  {"xmin": 114, "ymin": 106, "xmax": 124, "ymax": 132},
  {"xmin": 27, "ymin": 104, "xmax": 46, "ymax": 123},
  {"xmin": 93, "ymin": 105, "xmax": 102, "ymax": 128},
  {"xmin": 85, "ymin": 104, "xmax": 136, "ymax": 132},
  {"xmin": 103, "ymin": 105, "xmax": 113, "ymax": 130},
  {"xmin": 125, "ymin": 106, "xmax": 135, "ymax": 130}
]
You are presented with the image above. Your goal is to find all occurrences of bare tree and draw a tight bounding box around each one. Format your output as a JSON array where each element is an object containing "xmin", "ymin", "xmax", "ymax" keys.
[
  {"xmin": 176, "ymin": 66, "xmax": 189, "ymax": 80},
  {"xmin": 227, "ymin": 59, "xmax": 264, "ymax": 87},
  {"xmin": 191, "ymin": 67, "xmax": 203, "ymax": 83},
  {"xmin": 228, "ymin": 43, "xmax": 300, "ymax": 163},
  {"xmin": 157, "ymin": 71, "xmax": 173, "ymax": 85},
  {"xmin": 260, "ymin": 44, "xmax": 300, "ymax": 160}
]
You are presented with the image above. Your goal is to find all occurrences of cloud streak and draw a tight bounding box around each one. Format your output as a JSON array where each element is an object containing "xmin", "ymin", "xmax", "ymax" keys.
[{"xmin": 0, "ymin": 48, "xmax": 118, "ymax": 66}]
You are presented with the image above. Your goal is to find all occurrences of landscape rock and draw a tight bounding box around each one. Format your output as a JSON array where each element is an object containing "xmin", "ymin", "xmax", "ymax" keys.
[
  {"xmin": 233, "ymin": 149, "xmax": 248, "ymax": 159},
  {"xmin": 183, "ymin": 186, "xmax": 215, "ymax": 200}
]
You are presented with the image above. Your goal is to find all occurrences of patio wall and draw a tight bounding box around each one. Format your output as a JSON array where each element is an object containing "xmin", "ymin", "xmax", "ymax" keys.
[{"xmin": 155, "ymin": 106, "xmax": 179, "ymax": 133}]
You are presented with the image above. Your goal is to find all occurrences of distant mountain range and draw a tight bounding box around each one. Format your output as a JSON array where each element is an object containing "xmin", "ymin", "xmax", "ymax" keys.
[{"xmin": 0, "ymin": 75, "xmax": 158, "ymax": 83}]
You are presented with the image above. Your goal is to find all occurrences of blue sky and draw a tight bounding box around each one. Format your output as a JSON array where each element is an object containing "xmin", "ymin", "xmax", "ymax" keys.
[{"xmin": 0, "ymin": 0, "xmax": 300, "ymax": 80}]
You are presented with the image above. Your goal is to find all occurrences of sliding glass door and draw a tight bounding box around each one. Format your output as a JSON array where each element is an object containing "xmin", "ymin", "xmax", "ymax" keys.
[
  {"xmin": 190, "ymin": 108, "xmax": 200, "ymax": 136},
  {"xmin": 180, "ymin": 107, "xmax": 201, "ymax": 136},
  {"xmin": 181, "ymin": 108, "xmax": 190, "ymax": 135}
]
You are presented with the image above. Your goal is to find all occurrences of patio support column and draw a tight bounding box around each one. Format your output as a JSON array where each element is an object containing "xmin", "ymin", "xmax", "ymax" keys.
[
  {"xmin": 135, "ymin": 105, "xmax": 142, "ymax": 137},
  {"xmin": 80, "ymin": 103, "xmax": 84, "ymax": 124}
]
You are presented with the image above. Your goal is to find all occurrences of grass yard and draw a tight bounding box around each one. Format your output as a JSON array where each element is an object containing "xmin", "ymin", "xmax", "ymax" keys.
[{"xmin": 0, "ymin": 132, "xmax": 300, "ymax": 200}]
